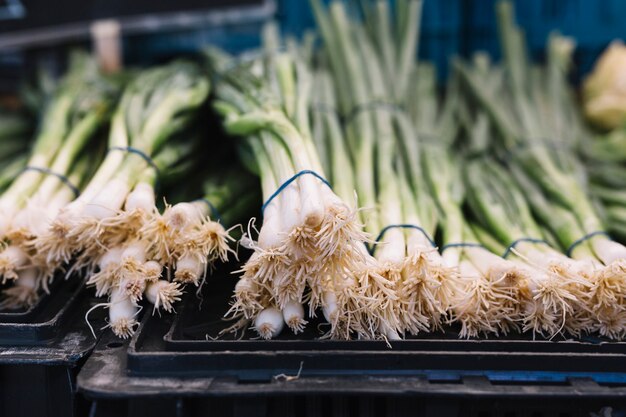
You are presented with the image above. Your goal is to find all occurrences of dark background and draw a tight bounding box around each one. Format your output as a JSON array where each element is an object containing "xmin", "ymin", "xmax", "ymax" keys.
[{"xmin": 1, "ymin": 0, "xmax": 626, "ymax": 92}]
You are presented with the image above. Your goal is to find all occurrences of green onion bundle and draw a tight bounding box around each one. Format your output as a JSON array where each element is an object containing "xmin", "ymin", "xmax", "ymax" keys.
[
  {"xmin": 29, "ymin": 61, "xmax": 244, "ymax": 338},
  {"xmin": 207, "ymin": 30, "xmax": 410, "ymax": 339},
  {"xmin": 407, "ymin": 68, "xmax": 523, "ymax": 338},
  {"xmin": 310, "ymin": 0, "xmax": 459, "ymax": 338},
  {"xmin": 456, "ymin": 1, "xmax": 626, "ymax": 339},
  {"xmin": 0, "ymin": 52, "xmax": 119, "ymax": 309}
]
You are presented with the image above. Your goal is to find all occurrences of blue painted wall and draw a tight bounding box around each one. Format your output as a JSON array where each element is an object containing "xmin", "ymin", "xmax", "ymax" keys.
[
  {"xmin": 123, "ymin": 0, "xmax": 626, "ymax": 80},
  {"xmin": 277, "ymin": 0, "xmax": 626, "ymax": 80}
]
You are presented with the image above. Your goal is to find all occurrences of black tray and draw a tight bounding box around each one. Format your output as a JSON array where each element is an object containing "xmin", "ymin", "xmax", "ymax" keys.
[
  {"xmin": 0, "ymin": 278, "xmax": 86, "ymax": 344},
  {"xmin": 132, "ymin": 274, "xmax": 626, "ymax": 381},
  {"xmin": 0, "ymin": 278, "xmax": 108, "ymax": 417},
  {"xmin": 78, "ymin": 268, "xmax": 626, "ymax": 416}
]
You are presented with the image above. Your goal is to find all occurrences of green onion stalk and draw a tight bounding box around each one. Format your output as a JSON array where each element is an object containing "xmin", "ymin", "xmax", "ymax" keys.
[
  {"xmin": 322, "ymin": 1, "xmax": 408, "ymax": 340},
  {"xmin": 136, "ymin": 171, "xmax": 257, "ymax": 328},
  {"xmin": 0, "ymin": 52, "xmax": 119, "ymax": 309},
  {"xmin": 583, "ymin": 127, "xmax": 626, "ymax": 164},
  {"xmin": 581, "ymin": 125, "xmax": 626, "ymax": 245},
  {"xmin": 464, "ymin": 152, "xmax": 592, "ymax": 338},
  {"xmin": 410, "ymin": 69, "xmax": 521, "ymax": 338},
  {"xmin": 311, "ymin": 0, "xmax": 462, "ymax": 339},
  {"xmin": 457, "ymin": 1, "xmax": 626, "ymax": 338},
  {"xmin": 311, "ymin": 68, "xmax": 405, "ymax": 340},
  {"xmin": 508, "ymin": 163, "xmax": 623, "ymax": 337},
  {"xmin": 606, "ymin": 206, "xmax": 626, "ymax": 242},
  {"xmin": 33, "ymin": 62, "xmax": 224, "ymax": 338},
  {"xmin": 308, "ymin": 70, "xmax": 375, "ymax": 337},
  {"xmin": 586, "ymin": 162, "xmax": 626, "ymax": 238},
  {"xmin": 207, "ymin": 35, "xmax": 391, "ymax": 340},
  {"xmin": 457, "ymin": 55, "xmax": 592, "ymax": 338},
  {"xmin": 0, "ymin": 157, "xmax": 94, "ymax": 310}
]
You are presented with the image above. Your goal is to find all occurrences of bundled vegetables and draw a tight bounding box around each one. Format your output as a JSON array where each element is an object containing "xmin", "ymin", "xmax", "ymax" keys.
[
  {"xmin": 0, "ymin": 56, "xmax": 251, "ymax": 339},
  {"xmin": 3, "ymin": 0, "xmax": 626, "ymax": 344},
  {"xmin": 0, "ymin": 52, "xmax": 119, "ymax": 309},
  {"xmin": 208, "ymin": 0, "xmax": 626, "ymax": 341},
  {"xmin": 54, "ymin": 61, "xmax": 240, "ymax": 338},
  {"xmin": 455, "ymin": 1, "xmax": 626, "ymax": 339},
  {"xmin": 311, "ymin": 0, "xmax": 457, "ymax": 338},
  {"xmin": 581, "ymin": 46, "xmax": 626, "ymax": 242},
  {"xmin": 208, "ymin": 46, "xmax": 384, "ymax": 340}
]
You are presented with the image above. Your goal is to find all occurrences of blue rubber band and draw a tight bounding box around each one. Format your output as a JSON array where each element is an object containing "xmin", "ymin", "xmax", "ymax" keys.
[
  {"xmin": 22, "ymin": 166, "xmax": 79, "ymax": 198},
  {"xmin": 108, "ymin": 146, "xmax": 160, "ymax": 192},
  {"xmin": 441, "ymin": 242, "xmax": 486, "ymax": 253},
  {"xmin": 371, "ymin": 224, "xmax": 436, "ymax": 255},
  {"xmin": 502, "ymin": 237, "xmax": 549, "ymax": 259},
  {"xmin": 261, "ymin": 170, "xmax": 332, "ymax": 213},
  {"xmin": 196, "ymin": 198, "xmax": 222, "ymax": 223},
  {"xmin": 108, "ymin": 146, "xmax": 160, "ymax": 176},
  {"xmin": 566, "ymin": 231, "xmax": 610, "ymax": 257}
]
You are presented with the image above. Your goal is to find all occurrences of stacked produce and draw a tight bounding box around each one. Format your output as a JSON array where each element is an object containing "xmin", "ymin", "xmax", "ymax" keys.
[
  {"xmin": 0, "ymin": 52, "xmax": 119, "ymax": 309},
  {"xmin": 455, "ymin": 2, "xmax": 626, "ymax": 339},
  {"xmin": 202, "ymin": 0, "xmax": 626, "ymax": 341},
  {"xmin": 310, "ymin": 0, "xmax": 459, "ymax": 339},
  {"xmin": 0, "ymin": 56, "xmax": 253, "ymax": 339},
  {"xmin": 207, "ymin": 41, "xmax": 399, "ymax": 340},
  {"xmin": 581, "ymin": 45, "xmax": 626, "ymax": 244},
  {"xmin": 2, "ymin": 0, "xmax": 626, "ymax": 343},
  {"xmin": 54, "ymin": 61, "xmax": 247, "ymax": 338}
]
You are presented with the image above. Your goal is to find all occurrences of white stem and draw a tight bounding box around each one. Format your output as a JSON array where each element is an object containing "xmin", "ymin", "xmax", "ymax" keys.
[
  {"xmin": 143, "ymin": 260, "xmax": 163, "ymax": 281},
  {"xmin": 174, "ymin": 254, "xmax": 204, "ymax": 284},
  {"xmin": 108, "ymin": 288, "xmax": 139, "ymax": 339},
  {"xmin": 122, "ymin": 241, "xmax": 148, "ymax": 264},
  {"xmin": 124, "ymin": 182, "xmax": 155, "ymax": 212},
  {"xmin": 282, "ymin": 300, "xmax": 306, "ymax": 333},
  {"xmin": 99, "ymin": 247, "xmax": 124, "ymax": 269},
  {"xmin": 591, "ymin": 236, "xmax": 626, "ymax": 265},
  {"xmin": 145, "ymin": 280, "xmax": 164, "ymax": 305},
  {"xmin": 376, "ymin": 227, "xmax": 405, "ymax": 265},
  {"xmin": 278, "ymin": 181, "xmax": 301, "ymax": 233},
  {"xmin": 54, "ymin": 200, "xmax": 86, "ymax": 228},
  {"xmin": 14, "ymin": 195, "xmax": 65, "ymax": 237},
  {"xmin": 459, "ymin": 259, "xmax": 481, "ymax": 280},
  {"xmin": 297, "ymin": 175, "xmax": 324, "ymax": 227},
  {"xmin": 322, "ymin": 290, "xmax": 338, "ymax": 323},
  {"xmin": 465, "ymin": 246, "xmax": 508, "ymax": 273},
  {"xmin": 254, "ymin": 307, "xmax": 284, "ymax": 339},
  {"xmin": 381, "ymin": 322, "xmax": 401, "ymax": 341},
  {"xmin": 321, "ymin": 185, "xmax": 346, "ymax": 209},
  {"xmin": 84, "ymin": 178, "xmax": 131, "ymax": 220},
  {"xmin": 164, "ymin": 201, "xmax": 207, "ymax": 233},
  {"xmin": 144, "ymin": 280, "xmax": 181, "ymax": 312},
  {"xmin": 16, "ymin": 267, "xmax": 38, "ymax": 291},
  {"xmin": 258, "ymin": 201, "xmax": 284, "ymax": 249},
  {"xmin": 442, "ymin": 246, "xmax": 463, "ymax": 268},
  {"xmin": 0, "ymin": 245, "xmax": 29, "ymax": 268},
  {"xmin": 0, "ymin": 205, "xmax": 17, "ymax": 237}
]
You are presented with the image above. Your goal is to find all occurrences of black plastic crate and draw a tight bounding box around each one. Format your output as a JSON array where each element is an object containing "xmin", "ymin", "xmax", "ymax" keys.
[
  {"xmin": 0, "ymin": 279, "xmax": 107, "ymax": 417},
  {"xmin": 78, "ymin": 267, "xmax": 626, "ymax": 417}
]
